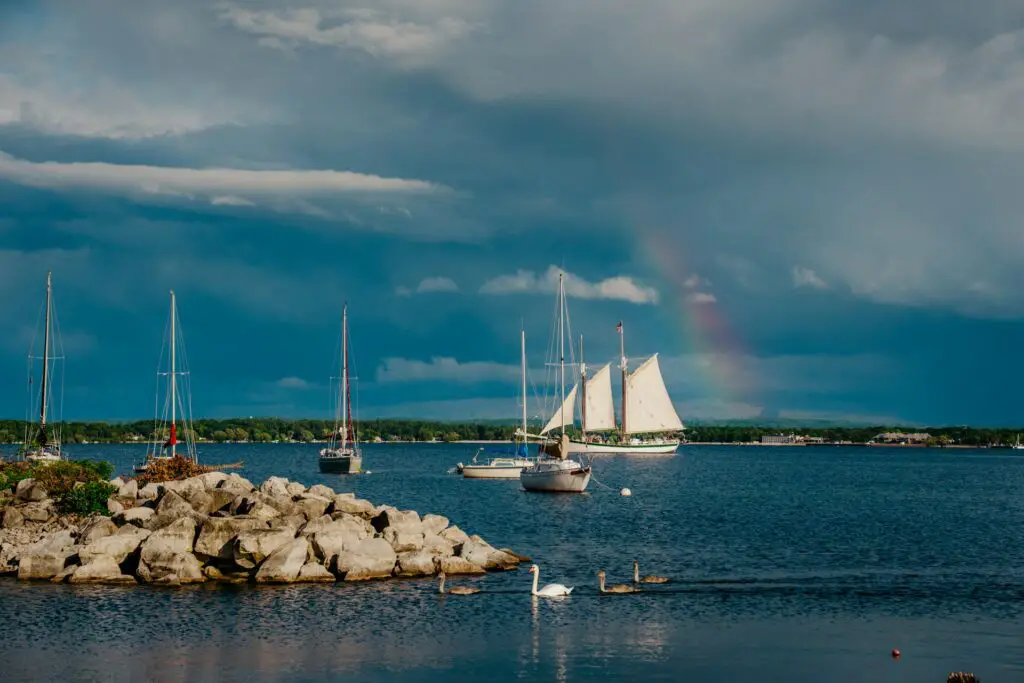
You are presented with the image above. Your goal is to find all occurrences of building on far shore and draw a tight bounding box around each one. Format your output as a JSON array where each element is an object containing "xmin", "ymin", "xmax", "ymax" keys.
[
  {"xmin": 872, "ymin": 431, "xmax": 931, "ymax": 444},
  {"xmin": 761, "ymin": 434, "xmax": 797, "ymax": 445}
]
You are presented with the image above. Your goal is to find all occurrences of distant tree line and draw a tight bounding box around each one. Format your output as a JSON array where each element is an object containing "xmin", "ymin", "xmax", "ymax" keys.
[{"xmin": 1, "ymin": 419, "xmax": 1023, "ymax": 447}]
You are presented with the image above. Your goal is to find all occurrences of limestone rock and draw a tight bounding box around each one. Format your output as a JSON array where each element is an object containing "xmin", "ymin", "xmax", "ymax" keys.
[
  {"xmin": 297, "ymin": 562, "xmax": 335, "ymax": 583},
  {"xmin": 440, "ymin": 525, "xmax": 470, "ymax": 547},
  {"xmin": 310, "ymin": 526, "xmax": 361, "ymax": 564},
  {"xmin": 371, "ymin": 507, "xmax": 422, "ymax": 535},
  {"xmin": 422, "ymin": 514, "xmax": 449, "ymax": 536},
  {"xmin": 422, "ymin": 533, "xmax": 455, "ymax": 557},
  {"xmin": 268, "ymin": 514, "xmax": 305, "ymax": 530},
  {"xmin": 203, "ymin": 565, "xmax": 250, "ymax": 583},
  {"xmin": 81, "ymin": 527, "xmax": 149, "ymax": 565},
  {"xmin": 331, "ymin": 496, "xmax": 374, "ymax": 517},
  {"xmin": 69, "ymin": 556, "xmax": 137, "ymax": 585},
  {"xmin": 138, "ymin": 517, "xmax": 202, "ymax": 583},
  {"xmin": 216, "ymin": 474, "xmax": 255, "ymax": 497},
  {"xmin": 233, "ymin": 528, "xmax": 296, "ymax": 569},
  {"xmin": 334, "ymin": 537, "xmax": 397, "ymax": 581},
  {"xmin": 294, "ymin": 495, "xmax": 331, "ymax": 520},
  {"xmin": 307, "ymin": 484, "xmax": 335, "ymax": 499},
  {"xmin": 396, "ymin": 550, "xmax": 437, "ymax": 577},
  {"xmin": 118, "ymin": 480, "xmax": 139, "ymax": 500},
  {"xmin": 81, "ymin": 517, "xmax": 119, "ymax": 544},
  {"xmin": 439, "ymin": 556, "xmax": 486, "ymax": 575},
  {"xmin": 119, "ymin": 507, "xmax": 155, "ymax": 526},
  {"xmin": 17, "ymin": 529, "xmax": 76, "ymax": 580},
  {"xmin": 189, "ymin": 489, "xmax": 236, "ymax": 516},
  {"xmin": 107, "ymin": 497, "xmax": 125, "ymax": 515},
  {"xmin": 1, "ymin": 507, "xmax": 24, "ymax": 530},
  {"xmin": 260, "ymin": 476, "xmax": 291, "ymax": 499},
  {"xmin": 144, "ymin": 490, "xmax": 202, "ymax": 530},
  {"xmin": 285, "ymin": 482, "xmax": 306, "ymax": 497},
  {"xmin": 50, "ymin": 564, "xmax": 78, "ymax": 584},
  {"xmin": 21, "ymin": 501, "xmax": 56, "ymax": 523},
  {"xmin": 384, "ymin": 528, "xmax": 424, "ymax": 553},
  {"xmin": 298, "ymin": 514, "xmax": 335, "ymax": 537},
  {"xmin": 198, "ymin": 471, "xmax": 229, "ymax": 490},
  {"xmin": 15, "ymin": 478, "xmax": 48, "ymax": 502},
  {"xmin": 194, "ymin": 516, "xmax": 265, "ymax": 560},
  {"xmin": 109, "ymin": 477, "xmax": 126, "ymax": 489},
  {"xmin": 460, "ymin": 537, "xmax": 519, "ymax": 570},
  {"xmin": 137, "ymin": 483, "xmax": 161, "ymax": 501},
  {"xmin": 254, "ymin": 538, "xmax": 309, "ymax": 583},
  {"xmin": 160, "ymin": 476, "xmax": 207, "ymax": 503}
]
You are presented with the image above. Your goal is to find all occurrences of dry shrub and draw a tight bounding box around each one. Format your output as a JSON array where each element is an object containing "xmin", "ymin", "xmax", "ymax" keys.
[{"xmin": 136, "ymin": 455, "xmax": 212, "ymax": 486}]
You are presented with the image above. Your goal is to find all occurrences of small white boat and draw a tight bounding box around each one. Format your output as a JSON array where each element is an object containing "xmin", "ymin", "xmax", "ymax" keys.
[
  {"xmin": 1013, "ymin": 435, "xmax": 1024, "ymax": 450},
  {"xmin": 21, "ymin": 272, "xmax": 64, "ymax": 464},
  {"xmin": 520, "ymin": 453, "xmax": 591, "ymax": 493},
  {"xmin": 319, "ymin": 304, "xmax": 362, "ymax": 475}
]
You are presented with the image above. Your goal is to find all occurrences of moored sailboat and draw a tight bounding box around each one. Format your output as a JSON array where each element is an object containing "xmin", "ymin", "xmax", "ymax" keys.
[
  {"xmin": 319, "ymin": 304, "xmax": 362, "ymax": 474},
  {"xmin": 135, "ymin": 290, "xmax": 198, "ymax": 473},
  {"xmin": 460, "ymin": 328, "xmax": 535, "ymax": 479},
  {"xmin": 520, "ymin": 273, "xmax": 591, "ymax": 493},
  {"xmin": 21, "ymin": 271, "xmax": 63, "ymax": 463},
  {"xmin": 566, "ymin": 320, "xmax": 684, "ymax": 455}
]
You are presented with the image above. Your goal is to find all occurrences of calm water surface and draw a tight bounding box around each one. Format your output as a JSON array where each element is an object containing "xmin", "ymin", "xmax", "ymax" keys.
[{"xmin": 2, "ymin": 443, "xmax": 1023, "ymax": 682}]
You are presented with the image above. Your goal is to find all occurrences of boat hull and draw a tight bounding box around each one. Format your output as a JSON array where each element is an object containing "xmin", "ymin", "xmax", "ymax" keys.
[
  {"xmin": 521, "ymin": 461, "xmax": 591, "ymax": 493},
  {"xmin": 319, "ymin": 448, "xmax": 362, "ymax": 474},
  {"xmin": 565, "ymin": 439, "xmax": 680, "ymax": 455},
  {"xmin": 462, "ymin": 465, "xmax": 525, "ymax": 479}
]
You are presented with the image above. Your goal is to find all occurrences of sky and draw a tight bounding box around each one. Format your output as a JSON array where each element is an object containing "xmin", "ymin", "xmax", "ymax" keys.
[{"xmin": 2, "ymin": 0, "xmax": 1024, "ymax": 426}]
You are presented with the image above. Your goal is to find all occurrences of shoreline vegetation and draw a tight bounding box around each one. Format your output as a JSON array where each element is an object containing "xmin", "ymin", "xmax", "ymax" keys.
[{"xmin": 2, "ymin": 419, "xmax": 1024, "ymax": 449}]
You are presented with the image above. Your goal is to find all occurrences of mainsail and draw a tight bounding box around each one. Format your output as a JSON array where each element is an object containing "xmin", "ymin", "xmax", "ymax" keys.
[
  {"xmin": 541, "ymin": 383, "xmax": 578, "ymax": 435},
  {"xmin": 623, "ymin": 354, "xmax": 683, "ymax": 434},
  {"xmin": 583, "ymin": 363, "xmax": 616, "ymax": 432}
]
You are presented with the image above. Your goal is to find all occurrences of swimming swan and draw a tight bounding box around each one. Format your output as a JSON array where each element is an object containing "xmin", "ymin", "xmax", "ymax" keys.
[
  {"xmin": 529, "ymin": 564, "xmax": 573, "ymax": 597},
  {"xmin": 633, "ymin": 560, "xmax": 669, "ymax": 584},
  {"xmin": 597, "ymin": 570, "xmax": 637, "ymax": 594},
  {"xmin": 437, "ymin": 572, "xmax": 480, "ymax": 595}
]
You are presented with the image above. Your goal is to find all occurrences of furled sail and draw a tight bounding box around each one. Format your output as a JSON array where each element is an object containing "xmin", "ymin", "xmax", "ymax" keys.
[
  {"xmin": 541, "ymin": 384, "xmax": 578, "ymax": 435},
  {"xmin": 624, "ymin": 354, "xmax": 683, "ymax": 434},
  {"xmin": 583, "ymin": 363, "xmax": 616, "ymax": 432}
]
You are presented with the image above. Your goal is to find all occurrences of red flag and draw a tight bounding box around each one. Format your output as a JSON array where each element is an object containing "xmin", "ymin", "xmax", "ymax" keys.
[{"xmin": 164, "ymin": 423, "xmax": 178, "ymax": 448}]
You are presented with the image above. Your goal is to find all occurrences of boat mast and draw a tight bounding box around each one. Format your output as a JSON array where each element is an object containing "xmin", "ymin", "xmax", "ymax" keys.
[
  {"xmin": 619, "ymin": 320, "xmax": 627, "ymax": 441},
  {"xmin": 342, "ymin": 303, "xmax": 353, "ymax": 446},
  {"xmin": 37, "ymin": 271, "xmax": 52, "ymax": 447},
  {"xmin": 170, "ymin": 290, "xmax": 177, "ymax": 458},
  {"xmin": 558, "ymin": 273, "xmax": 565, "ymax": 437},
  {"xmin": 520, "ymin": 326, "xmax": 527, "ymax": 438},
  {"xmin": 580, "ymin": 333, "xmax": 587, "ymax": 442}
]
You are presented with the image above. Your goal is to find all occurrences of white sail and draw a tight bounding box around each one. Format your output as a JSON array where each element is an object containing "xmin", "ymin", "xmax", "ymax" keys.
[
  {"xmin": 583, "ymin": 363, "xmax": 616, "ymax": 432},
  {"xmin": 541, "ymin": 383, "xmax": 578, "ymax": 435},
  {"xmin": 624, "ymin": 354, "xmax": 683, "ymax": 434}
]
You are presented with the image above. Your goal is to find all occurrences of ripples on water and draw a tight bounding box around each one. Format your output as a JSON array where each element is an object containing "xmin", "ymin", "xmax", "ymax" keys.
[{"xmin": 2, "ymin": 444, "xmax": 1023, "ymax": 682}]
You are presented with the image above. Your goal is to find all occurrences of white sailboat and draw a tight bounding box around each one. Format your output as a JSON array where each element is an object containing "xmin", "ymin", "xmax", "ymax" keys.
[
  {"xmin": 136, "ymin": 290, "xmax": 198, "ymax": 472},
  {"xmin": 319, "ymin": 304, "xmax": 362, "ymax": 474},
  {"xmin": 460, "ymin": 328, "xmax": 535, "ymax": 479},
  {"xmin": 520, "ymin": 273, "xmax": 592, "ymax": 493},
  {"xmin": 21, "ymin": 271, "xmax": 63, "ymax": 464},
  {"xmin": 566, "ymin": 320, "xmax": 684, "ymax": 455},
  {"xmin": 1013, "ymin": 434, "xmax": 1024, "ymax": 450}
]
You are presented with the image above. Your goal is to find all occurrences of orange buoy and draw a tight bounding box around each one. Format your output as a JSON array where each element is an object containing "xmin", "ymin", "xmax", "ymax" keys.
[{"xmin": 891, "ymin": 649, "xmax": 901, "ymax": 659}]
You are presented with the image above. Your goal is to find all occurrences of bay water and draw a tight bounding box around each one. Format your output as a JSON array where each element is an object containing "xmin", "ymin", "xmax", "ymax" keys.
[{"xmin": 2, "ymin": 443, "xmax": 1023, "ymax": 682}]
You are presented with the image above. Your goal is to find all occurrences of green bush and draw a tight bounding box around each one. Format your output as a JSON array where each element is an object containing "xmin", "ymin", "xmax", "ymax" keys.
[{"xmin": 57, "ymin": 481, "xmax": 118, "ymax": 516}]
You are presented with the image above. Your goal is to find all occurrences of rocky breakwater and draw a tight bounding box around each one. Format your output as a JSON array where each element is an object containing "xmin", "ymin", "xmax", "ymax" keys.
[{"xmin": 0, "ymin": 472, "xmax": 523, "ymax": 586}]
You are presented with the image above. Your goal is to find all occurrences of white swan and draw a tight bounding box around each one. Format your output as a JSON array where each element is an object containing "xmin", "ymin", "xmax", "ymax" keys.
[{"xmin": 529, "ymin": 564, "xmax": 573, "ymax": 597}]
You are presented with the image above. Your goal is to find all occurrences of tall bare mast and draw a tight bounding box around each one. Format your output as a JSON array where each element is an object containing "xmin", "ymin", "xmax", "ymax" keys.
[
  {"xmin": 342, "ymin": 303, "xmax": 353, "ymax": 446},
  {"xmin": 579, "ymin": 333, "xmax": 587, "ymax": 441},
  {"xmin": 619, "ymin": 320, "xmax": 627, "ymax": 441},
  {"xmin": 37, "ymin": 271, "xmax": 52, "ymax": 446},
  {"xmin": 169, "ymin": 290, "xmax": 177, "ymax": 458},
  {"xmin": 520, "ymin": 327, "xmax": 527, "ymax": 437},
  {"xmin": 558, "ymin": 273, "xmax": 566, "ymax": 437}
]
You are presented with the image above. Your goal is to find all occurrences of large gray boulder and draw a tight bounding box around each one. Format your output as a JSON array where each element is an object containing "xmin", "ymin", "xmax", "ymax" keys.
[
  {"xmin": 137, "ymin": 517, "xmax": 204, "ymax": 584},
  {"xmin": 17, "ymin": 529, "xmax": 76, "ymax": 580},
  {"xmin": 1, "ymin": 507, "xmax": 24, "ymax": 529},
  {"xmin": 194, "ymin": 516, "xmax": 264, "ymax": 560},
  {"xmin": 254, "ymin": 538, "xmax": 309, "ymax": 583},
  {"xmin": 21, "ymin": 501, "xmax": 56, "ymax": 523},
  {"xmin": 188, "ymin": 489, "xmax": 237, "ymax": 516},
  {"xmin": 422, "ymin": 514, "xmax": 449, "ymax": 536},
  {"xmin": 371, "ymin": 507, "xmax": 422, "ymax": 535},
  {"xmin": 384, "ymin": 527, "xmax": 424, "ymax": 553},
  {"xmin": 396, "ymin": 550, "xmax": 437, "ymax": 577},
  {"xmin": 118, "ymin": 507, "xmax": 156, "ymax": 526},
  {"xmin": 422, "ymin": 533, "xmax": 456, "ymax": 557},
  {"xmin": 15, "ymin": 478, "xmax": 48, "ymax": 502},
  {"xmin": 294, "ymin": 495, "xmax": 331, "ymax": 520},
  {"xmin": 297, "ymin": 562, "xmax": 336, "ymax": 583},
  {"xmin": 331, "ymin": 496, "xmax": 374, "ymax": 517},
  {"xmin": 334, "ymin": 537, "xmax": 397, "ymax": 581},
  {"xmin": 310, "ymin": 526, "xmax": 362, "ymax": 564},
  {"xmin": 216, "ymin": 474, "xmax": 255, "ymax": 498},
  {"xmin": 106, "ymin": 498, "xmax": 125, "ymax": 515},
  {"xmin": 80, "ymin": 517, "xmax": 119, "ymax": 545},
  {"xmin": 233, "ymin": 528, "xmax": 296, "ymax": 569},
  {"xmin": 80, "ymin": 527, "xmax": 150, "ymax": 564},
  {"xmin": 460, "ymin": 536, "xmax": 520, "ymax": 570},
  {"xmin": 259, "ymin": 476, "xmax": 291, "ymax": 499},
  {"xmin": 440, "ymin": 525, "xmax": 471, "ymax": 547},
  {"xmin": 439, "ymin": 556, "xmax": 487, "ymax": 575},
  {"xmin": 285, "ymin": 482, "xmax": 306, "ymax": 497},
  {"xmin": 118, "ymin": 480, "xmax": 139, "ymax": 500},
  {"xmin": 198, "ymin": 471, "xmax": 229, "ymax": 489},
  {"xmin": 137, "ymin": 483, "xmax": 161, "ymax": 501},
  {"xmin": 144, "ymin": 490, "xmax": 202, "ymax": 530},
  {"xmin": 160, "ymin": 476, "xmax": 207, "ymax": 503},
  {"xmin": 68, "ymin": 556, "xmax": 137, "ymax": 585},
  {"xmin": 307, "ymin": 484, "xmax": 335, "ymax": 499}
]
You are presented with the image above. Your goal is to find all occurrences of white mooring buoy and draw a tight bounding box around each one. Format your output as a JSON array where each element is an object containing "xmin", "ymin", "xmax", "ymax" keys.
[{"xmin": 620, "ymin": 488, "xmax": 632, "ymax": 497}]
